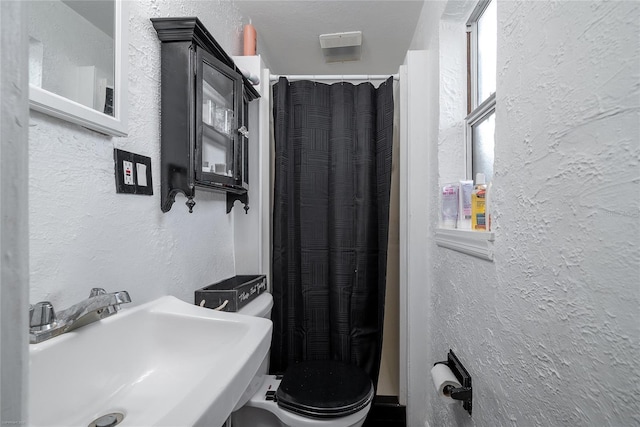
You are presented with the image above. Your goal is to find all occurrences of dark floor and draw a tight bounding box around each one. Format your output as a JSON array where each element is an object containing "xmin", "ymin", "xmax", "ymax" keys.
[{"xmin": 362, "ymin": 396, "xmax": 406, "ymax": 427}]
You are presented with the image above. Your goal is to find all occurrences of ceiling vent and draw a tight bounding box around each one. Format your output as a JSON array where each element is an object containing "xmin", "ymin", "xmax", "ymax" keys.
[{"xmin": 319, "ymin": 31, "xmax": 362, "ymax": 63}]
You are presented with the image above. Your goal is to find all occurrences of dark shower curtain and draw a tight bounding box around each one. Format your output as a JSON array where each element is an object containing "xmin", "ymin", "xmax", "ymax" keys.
[{"xmin": 270, "ymin": 77, "xmax": 394, "ymax": 387}]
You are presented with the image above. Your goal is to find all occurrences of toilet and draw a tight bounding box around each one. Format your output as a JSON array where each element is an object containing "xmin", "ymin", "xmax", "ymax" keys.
[{"xmin": 231, "ymin": 292, "xmax": 374, "ymax": 427}]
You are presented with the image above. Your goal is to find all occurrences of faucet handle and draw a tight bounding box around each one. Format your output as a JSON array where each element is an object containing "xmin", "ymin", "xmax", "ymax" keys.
[{"xmin": 30, "ymin": 301, "xmax": 56, "ymax": 331}]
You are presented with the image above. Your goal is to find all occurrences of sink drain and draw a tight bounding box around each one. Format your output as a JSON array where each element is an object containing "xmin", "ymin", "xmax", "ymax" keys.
[{"xmin": 88, "ymin": 412, "xmax": 124, "ymax": 427}]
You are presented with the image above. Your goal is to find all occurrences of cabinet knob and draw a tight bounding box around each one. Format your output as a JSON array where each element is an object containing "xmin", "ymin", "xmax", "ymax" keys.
[{"xmin": 238, "ymin": 126, "xmax": 249, "ymax": 138}]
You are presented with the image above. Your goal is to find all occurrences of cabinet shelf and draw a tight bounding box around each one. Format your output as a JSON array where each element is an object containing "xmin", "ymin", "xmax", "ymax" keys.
[{"xmin": 203, "ymin": 122, "xmax": 232, "ymax": 145}]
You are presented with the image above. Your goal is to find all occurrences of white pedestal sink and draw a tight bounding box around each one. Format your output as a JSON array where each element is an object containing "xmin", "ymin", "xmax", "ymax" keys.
[{"xmin": 29, "ymin": 296, "xmax": 272, "ymax": 426}]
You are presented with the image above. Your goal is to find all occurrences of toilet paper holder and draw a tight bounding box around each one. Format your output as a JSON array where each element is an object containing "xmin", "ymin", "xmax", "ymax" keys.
[{"xmin": 434, "ymin": 350, "xmax": 472, "ymax": 415}]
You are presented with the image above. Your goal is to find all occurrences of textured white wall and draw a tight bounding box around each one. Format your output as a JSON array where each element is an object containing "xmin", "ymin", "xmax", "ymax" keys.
[
  {"xmin": 410, "ymin": 1, "xmax": 640, "ymax": 426},
  {"xmin": 29, "ymin": 0, "xmax": 248, "ymax": 310},
  {"xmin": 437, "ymin": 18, "xmax": 466, "ymax": 185}
]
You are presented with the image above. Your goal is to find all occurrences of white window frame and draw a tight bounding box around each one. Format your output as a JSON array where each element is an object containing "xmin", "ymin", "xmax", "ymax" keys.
[
  {"xmin": 465, "ymin": 0, "xmax": 496, "ymax": 181},
  {"xmin": 465, "ymin": 93, "xmax": 495, "ymax": 180}
]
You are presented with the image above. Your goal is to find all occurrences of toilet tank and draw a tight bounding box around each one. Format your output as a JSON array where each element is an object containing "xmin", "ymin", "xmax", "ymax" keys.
[{"xmin": 236, "ymin": 292, "xmax": 273, "ymax": 319}]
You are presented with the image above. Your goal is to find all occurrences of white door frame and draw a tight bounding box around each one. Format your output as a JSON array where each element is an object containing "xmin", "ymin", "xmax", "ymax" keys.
[{"xmin": 0, "ymin": 1, "xmax": 30, "ymax": 424}]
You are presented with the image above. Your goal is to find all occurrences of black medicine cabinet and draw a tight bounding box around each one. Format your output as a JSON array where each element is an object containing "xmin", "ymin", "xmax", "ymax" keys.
[{"xmin": 152, "ymin": 17, "xmax": 260, "ymax": 213}]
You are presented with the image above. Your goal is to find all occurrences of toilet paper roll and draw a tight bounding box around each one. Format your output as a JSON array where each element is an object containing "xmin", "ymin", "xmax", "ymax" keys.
[{"xmin": 431, "ymin": 363, "xmax": 461, "ymax": 404}]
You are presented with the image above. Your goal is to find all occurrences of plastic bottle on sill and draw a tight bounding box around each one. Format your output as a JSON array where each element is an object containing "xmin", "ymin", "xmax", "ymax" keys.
[{"xmin": 471, "ymin": 173, "xmax": 487, "ymax": 231}]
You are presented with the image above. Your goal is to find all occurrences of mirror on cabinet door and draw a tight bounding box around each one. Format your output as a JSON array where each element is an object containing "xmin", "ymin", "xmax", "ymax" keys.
[{"xmin": 27, "ymin": 0, "xmax": 128, "ymax": 136}]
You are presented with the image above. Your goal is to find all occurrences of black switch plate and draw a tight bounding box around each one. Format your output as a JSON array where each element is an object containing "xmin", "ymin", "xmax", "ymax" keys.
[{"xmin": 114, "ymin": 149, "xmax": 153, "ymax": 195}]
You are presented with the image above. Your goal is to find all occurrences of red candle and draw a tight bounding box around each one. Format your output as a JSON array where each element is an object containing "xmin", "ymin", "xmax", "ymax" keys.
[{"xmin": 243, "ymin": 23, "xmax": 256, "ymax": 56}]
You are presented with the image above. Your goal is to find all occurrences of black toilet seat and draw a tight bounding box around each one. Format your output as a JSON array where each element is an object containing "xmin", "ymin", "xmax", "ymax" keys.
[{"xmin": 275, "ymin": 360, "xmax": 374, "ymax": 419}]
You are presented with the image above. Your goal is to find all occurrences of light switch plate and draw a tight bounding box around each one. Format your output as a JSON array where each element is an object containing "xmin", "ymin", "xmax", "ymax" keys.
[{"xmin": 114, "ymin": 149, "xmax": 153, "ymax": 195}]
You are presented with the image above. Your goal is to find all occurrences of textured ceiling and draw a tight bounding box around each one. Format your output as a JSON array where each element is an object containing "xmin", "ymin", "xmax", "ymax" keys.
[{"xmin": 234, "ymin": 0, "xmax": 425, "ymax": 76}]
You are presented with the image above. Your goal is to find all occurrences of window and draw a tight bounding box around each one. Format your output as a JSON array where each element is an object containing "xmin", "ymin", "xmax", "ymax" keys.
[{"xmin": 466, "ymin": 0, "xmax": 496, "ymax": 183}]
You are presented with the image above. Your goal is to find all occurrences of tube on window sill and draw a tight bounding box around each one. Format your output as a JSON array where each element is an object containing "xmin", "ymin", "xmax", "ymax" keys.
[
  {"xmin": 458, "ymin": 180, "xmax": 473, "ymax": 230},
  {"xmin": 441, "ymin": 183, "xmax": 459, "ymax": 229}
]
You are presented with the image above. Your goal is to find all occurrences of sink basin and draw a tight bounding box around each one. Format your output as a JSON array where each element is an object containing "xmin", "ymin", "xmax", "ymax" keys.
[{"xmin": 29, "ymin": 295, "xmax": 272, "ymax": 426}]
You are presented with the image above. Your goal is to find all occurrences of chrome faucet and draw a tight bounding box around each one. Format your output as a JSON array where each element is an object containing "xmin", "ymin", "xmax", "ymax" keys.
[{"xmin": 29, "ymin": 288, "xmax": 131, "ymax": 344}]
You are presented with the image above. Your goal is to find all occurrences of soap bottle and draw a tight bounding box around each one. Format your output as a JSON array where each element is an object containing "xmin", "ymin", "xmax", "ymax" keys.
[{"xmin": 471, "ymin": 173, "xmax": 487, "ymax": 231}]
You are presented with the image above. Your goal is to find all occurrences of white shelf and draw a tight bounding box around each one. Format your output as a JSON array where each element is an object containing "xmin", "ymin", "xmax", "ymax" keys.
[{"xmin": 435, "ymin": 228, "xmax": 495, "ymax": 261}]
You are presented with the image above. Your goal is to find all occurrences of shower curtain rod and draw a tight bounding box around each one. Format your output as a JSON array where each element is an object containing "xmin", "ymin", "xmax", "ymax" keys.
[{"xmin": 270, "ymin": 73, "xmax": 399, "ymax": 82}]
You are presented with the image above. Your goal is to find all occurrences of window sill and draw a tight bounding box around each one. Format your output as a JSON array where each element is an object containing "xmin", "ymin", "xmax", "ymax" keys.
[{"xmin": 435, "ymin": 228, "xmax": 494, "ymax": 261}]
